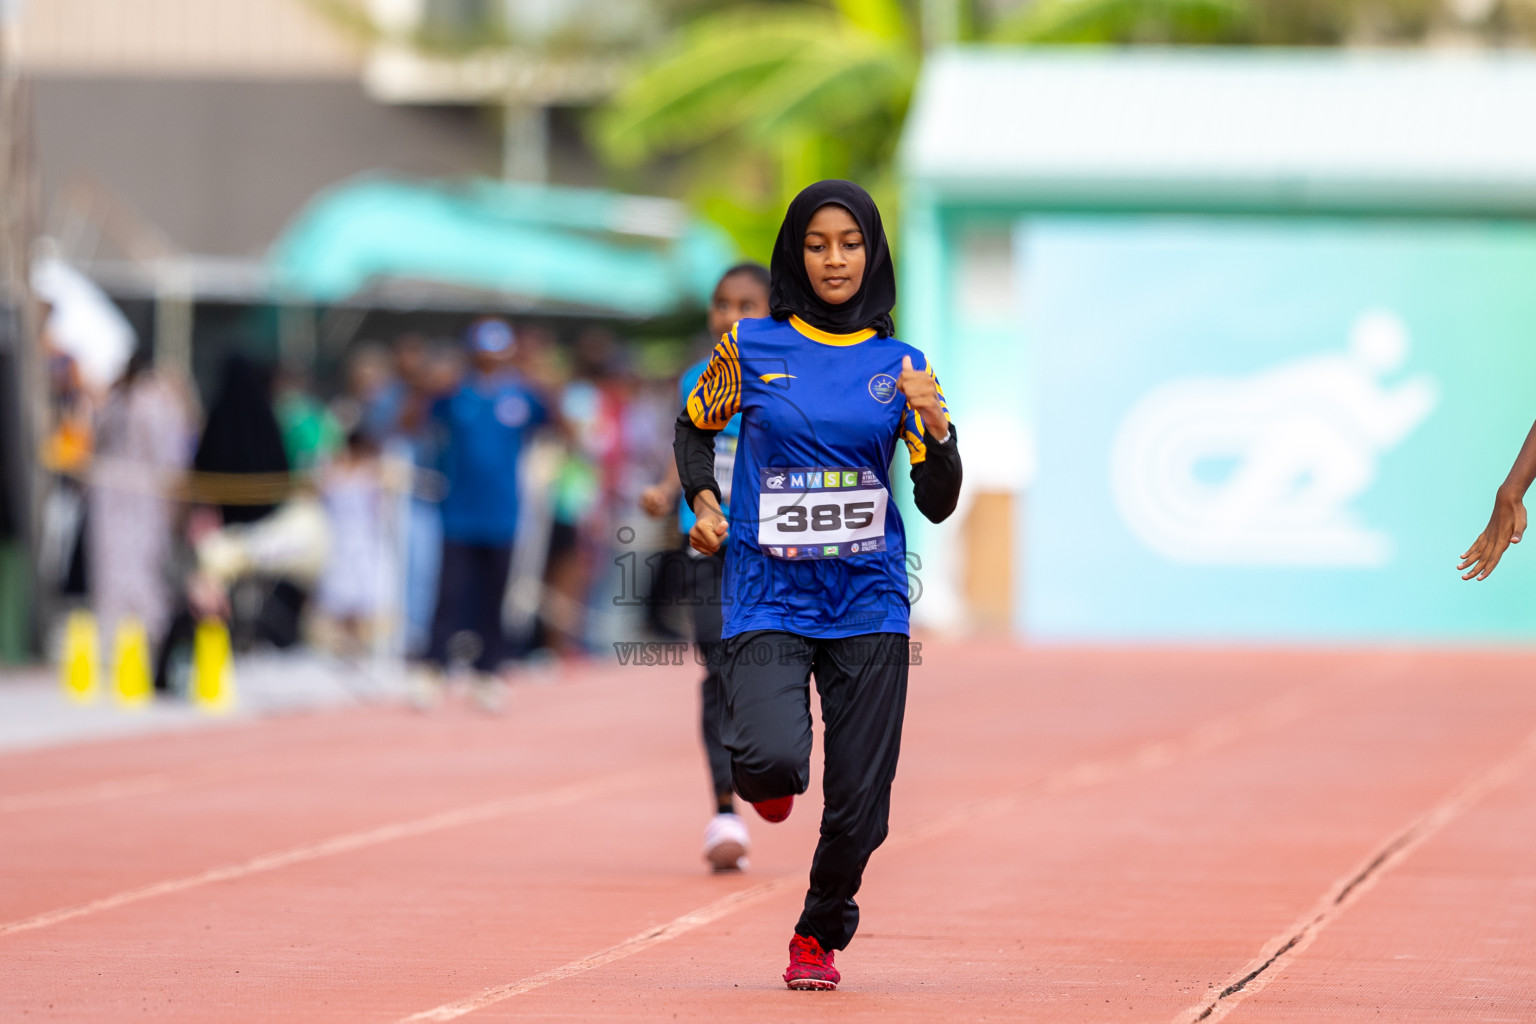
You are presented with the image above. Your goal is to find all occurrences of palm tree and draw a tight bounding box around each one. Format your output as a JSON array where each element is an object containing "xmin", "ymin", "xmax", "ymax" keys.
[
  {"xmin": 593, "ymin": 0, "xmax": 1265, "ymax": 253},
  {"xmin": 595, "ymin": 0, "xmax": 921, "ymax": 255}
]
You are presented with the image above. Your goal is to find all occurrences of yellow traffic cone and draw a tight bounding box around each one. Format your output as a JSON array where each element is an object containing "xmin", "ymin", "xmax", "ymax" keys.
[
  {"xmin": 190, "ymin": 618, "xmax": 236, "ymax": 714},
  {"xmin": 112, "ymin": 617, "xmax": 154, "ymax": 709},
  {"xmin": 59, "ymin": 610, "xmax": 99, "ymax": 704}
]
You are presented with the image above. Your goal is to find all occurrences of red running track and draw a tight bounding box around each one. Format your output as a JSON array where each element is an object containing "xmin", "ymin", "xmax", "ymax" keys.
[{"xmin": 3, "ymin": 640, "xmax": 1535, "ymax": 1022}]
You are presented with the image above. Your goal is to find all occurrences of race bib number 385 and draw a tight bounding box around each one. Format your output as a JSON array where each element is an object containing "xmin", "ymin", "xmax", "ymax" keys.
[{"xmin": 757, "ymin": 467, "xmax": 888, "ymax": 559}]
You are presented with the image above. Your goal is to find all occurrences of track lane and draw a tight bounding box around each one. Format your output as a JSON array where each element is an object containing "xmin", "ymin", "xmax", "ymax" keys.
[
  {"xmin": 6, "ymin": 645, "xmax": 1536, "ymax": 1021},
  {"xmin": 443, "ymin": 650, "xmax": 1536, "ymax": 1023}
]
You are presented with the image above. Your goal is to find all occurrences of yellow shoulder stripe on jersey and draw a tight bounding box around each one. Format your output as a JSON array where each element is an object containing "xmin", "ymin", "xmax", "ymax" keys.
[
  {"xmin": 788, "ymin": 315, "xmax": 876, "ymax": 347},
  {"xmin": 687, "ymin": 330, "xmax": 742, "ymax": 429},
  {"xmin": 759, "ymin": 373, "xmax": 796, "ymax": 383},
  {"xmin": 903, "ymin": 357, "xmax": 952, "ymax": 465},
  {"xmin": 905, "ymin": 429, "xmax": 928, "ymax": 465}
]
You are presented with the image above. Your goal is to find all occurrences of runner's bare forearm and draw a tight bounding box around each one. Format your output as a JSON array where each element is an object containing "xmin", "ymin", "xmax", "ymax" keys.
[{"xmin": 1498, "ymin": 420, "xmax": 1536, "ymax": 500}]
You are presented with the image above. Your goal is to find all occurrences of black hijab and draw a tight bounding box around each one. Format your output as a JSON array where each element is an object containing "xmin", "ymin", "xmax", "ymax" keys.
[
  {"xmin": 193, "ymin": 354, "xmax": 290, "ymax": 524},
  {"xmin": 769, "ymin": 179, "xmax": 896, "ymax": 337}
]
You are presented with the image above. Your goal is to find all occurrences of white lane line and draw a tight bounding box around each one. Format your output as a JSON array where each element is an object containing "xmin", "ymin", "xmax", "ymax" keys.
[
  {"xmin": 398, "ymin": 878, "xmax": 799, "ymax": 1022},
  {"xmin": 0, "ymin": 770, "xmax": 647, "ymax": 939},
  {"xmin": 0, "ymin": 775, "xmax": 184, "ymax": 815},
  {"xmin": 1173, "ymin": 726, "xmax": 1536, "ymax": 1024},
  {"xmin": 0, "ymin": 744, "xmax": 369, "ymax": 816},
  {"xmin": 398, "ymin": 681, "xmax": 1344, "ymax": 1023}
]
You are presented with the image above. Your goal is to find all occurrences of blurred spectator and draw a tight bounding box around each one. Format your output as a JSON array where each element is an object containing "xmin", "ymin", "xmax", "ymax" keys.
[
  {"xmin": 542, "ymin": 328, "xmax": 628, "ymax": 655},
  {"xmin": 492, "ymin": 323, "xmax": 562, "ymax": 657},
  {"xmin": 274, "ymin": 366, "xmax": 342, "ymax": 473},
  {"xmin": 415, "ymin": 318, "xmax": 550, "ymax": 711},
  {"xmin": 184, "ymin": 355, "xmax": 307, "ymax": 653},
  {"xmin": 41, "ymin": 310, "xmax": 92, "ymax": 477},
  {"xmin": 365, "ymin": 332, "xmax": 455, "ymax": 657},
  {"xmin": 37, "ymin": 308, "xmax": 94, "ymax": 601},
  {"xmin": 311, "ymin": 428, "xmax": 389, "ymax": 658},
  {"xmin": 595, "ymin": 344, "xmax": 674, "ymax": 646},
  {"xmin": 331, "ymin": 341, "xmax": 393, "ymax": 436},
  {"xmin": 361, "ymin": 332, "xmax": 429, "ymax": 443},
  {"xmin": 192, "ymin": 355, "xmax": 290, "ymax": 526},
  {"xmin": 87, "ymin": 349, "xmax": 192, "ymax": 653}
]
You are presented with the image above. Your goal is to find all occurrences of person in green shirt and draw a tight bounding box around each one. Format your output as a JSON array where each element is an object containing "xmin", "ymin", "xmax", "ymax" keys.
[{"xmin": 274, "ymin": 368, "xmax": 342, "ymax": 473}]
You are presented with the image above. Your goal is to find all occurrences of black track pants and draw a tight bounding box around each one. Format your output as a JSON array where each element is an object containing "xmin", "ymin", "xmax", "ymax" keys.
[
  {"xmin": 719, "ymin": 630, "xmax": 910, "ymax": 951},
  {"xmin": 686, "ymin": 549, "xmax": 732, "ymax": 800},
  {"xmin": 427, "ymin": 540, "xmax": 512, "ymax": 673}
]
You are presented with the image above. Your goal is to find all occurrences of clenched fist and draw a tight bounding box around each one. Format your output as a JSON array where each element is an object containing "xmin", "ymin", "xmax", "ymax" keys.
[
  {"xmin": 897, "ymin": 355, "xmax": 949, "ymax": 442},
  {"xmin": 689, "ymin": 493, "xmax": 730, "ymax": 555}
]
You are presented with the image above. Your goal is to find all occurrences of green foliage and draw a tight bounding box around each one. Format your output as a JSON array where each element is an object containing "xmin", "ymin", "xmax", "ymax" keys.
[
  {"xmin": 594, "ymin": 2, "xmax": 916, "ymax": 255},
  {"xmin": 833, "ymin": 0, "xmax": 914, "ymax": 39},
  {"xmin": 991, "ymin": 0, "xmax": 1251, "ymax": 44},
  {"xmin": 989, "ymin": 0, "xmax": 1519, "ymax": 45}
]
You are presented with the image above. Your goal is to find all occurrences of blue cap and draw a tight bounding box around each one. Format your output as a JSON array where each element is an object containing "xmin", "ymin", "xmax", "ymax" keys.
[{"xmin": 468, "ymin": 319, "xmax": 514, "ymax": 354}]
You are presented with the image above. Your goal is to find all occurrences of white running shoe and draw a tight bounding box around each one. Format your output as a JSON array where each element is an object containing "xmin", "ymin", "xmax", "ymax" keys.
[
  {"xmin": 469, "ymin": 674, "xmax": 509, "ymax": 715},
  {"xmin": 407, "ymin": 667, "xmax": 445, "ymax": 712},
  {"xmin": 703, "ymin": 812, "xmax": 750, "ymax": 872}
]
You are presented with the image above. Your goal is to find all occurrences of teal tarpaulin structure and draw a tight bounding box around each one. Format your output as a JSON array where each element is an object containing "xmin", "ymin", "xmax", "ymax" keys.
[{"xmin": 269, "ymin": 176, "xmax": 738, "ymax": 317}]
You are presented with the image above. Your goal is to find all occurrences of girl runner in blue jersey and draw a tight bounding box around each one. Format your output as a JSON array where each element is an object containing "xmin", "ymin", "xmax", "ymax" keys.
[
  {"xmin": 640, "ymin": 263, "xmax": 771, "ymax": 873},
  {"xmin": 674, "ymin": 180, "xmax": 962, "ymax": 991}
]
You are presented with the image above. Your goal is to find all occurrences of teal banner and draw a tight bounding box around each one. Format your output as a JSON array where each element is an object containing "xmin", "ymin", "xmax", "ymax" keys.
[{"xmin": 1019, "ymin": 216, "xmax": 1536, "ymax": 642}]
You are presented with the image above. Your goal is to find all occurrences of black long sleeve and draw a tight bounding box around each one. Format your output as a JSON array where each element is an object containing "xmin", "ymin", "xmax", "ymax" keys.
[
  {"xmin": 911, "ymin": 423, "xmax": 962, "ymax": 523},
  {"xmin": 674, "ymin": 409, "xmax": 722, "ymax": 513}
]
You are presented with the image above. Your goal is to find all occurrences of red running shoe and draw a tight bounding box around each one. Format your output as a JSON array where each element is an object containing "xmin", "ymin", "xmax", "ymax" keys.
[
  {"xmin": 784, "ymin": 933, "xmax": 839, "ymax": 990},
  {"xmin": 751, "ymin": 795, "xmax": 793, "ymax": 823}
]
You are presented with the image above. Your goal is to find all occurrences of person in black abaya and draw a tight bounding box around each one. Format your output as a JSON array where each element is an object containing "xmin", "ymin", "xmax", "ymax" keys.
[
  {"xmin": 156, "ymin": 355, "xmax": 305, "ymax": 688},
  {"xmin": 193, "ymin": 355, "xmax": 290, "ymax": 525}
]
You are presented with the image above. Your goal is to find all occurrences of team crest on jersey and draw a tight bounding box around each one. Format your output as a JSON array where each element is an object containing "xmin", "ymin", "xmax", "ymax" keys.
[
  {"xmin": 495, "ymin": 394, "xmax": 531, "ymax": 427},
  {"xmin": 868, "ymin": 373, "xmax": 897, "ymax": 404}
]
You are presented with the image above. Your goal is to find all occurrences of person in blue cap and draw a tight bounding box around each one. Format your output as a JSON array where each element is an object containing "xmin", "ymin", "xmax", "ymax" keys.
[{"xmin": 414, "ymin": 317, "xmax": 551, "ymax": 712}]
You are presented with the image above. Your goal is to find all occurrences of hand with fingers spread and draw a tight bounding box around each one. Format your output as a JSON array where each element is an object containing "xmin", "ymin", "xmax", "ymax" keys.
[
  {"xmin": 688, "ymin": 492, "xmax": 730, "ymax": 555},
  {"xmin": 1460, "ymin": 487, "xmax": 1528, "ymax": 580},
  {"xmin": 896, "ymin": 355, "xmax": 949, "ymax": 442}
]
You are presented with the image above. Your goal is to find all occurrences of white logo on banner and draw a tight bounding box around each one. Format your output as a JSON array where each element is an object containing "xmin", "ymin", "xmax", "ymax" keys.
[{"xmin": 1110, "ymin": 311, "xmax": 1438, "ymax": 567}]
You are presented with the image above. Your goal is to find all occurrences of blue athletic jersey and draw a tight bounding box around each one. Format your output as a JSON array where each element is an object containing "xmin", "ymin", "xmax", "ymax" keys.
[
  {"xmin": 677, "ymin": 357, "xmax": 741, "ymax": 535},
  {"xmin": 686, "ymin": 315, "xmax": 951, "ymax": 639},
  {"xmin": 433, "ymin": 374, "xmax": 548, "ymax": 545}
]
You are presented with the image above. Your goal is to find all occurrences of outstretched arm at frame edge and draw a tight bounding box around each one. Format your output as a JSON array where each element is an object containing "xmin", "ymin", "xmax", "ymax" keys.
[{"xmin": 1460, "ymin": 419, "xmax": 1536, "ymax": 580}]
